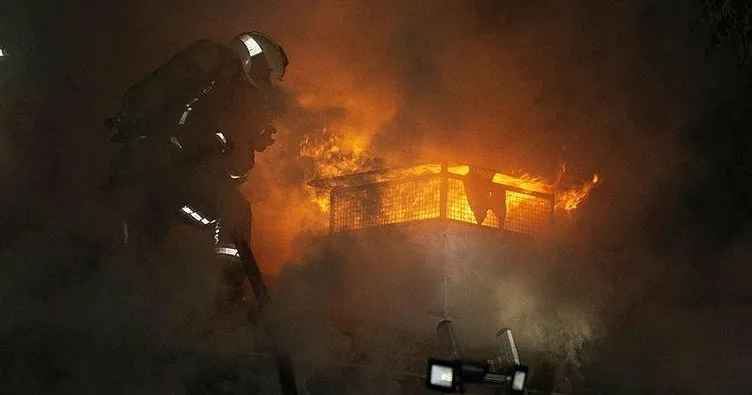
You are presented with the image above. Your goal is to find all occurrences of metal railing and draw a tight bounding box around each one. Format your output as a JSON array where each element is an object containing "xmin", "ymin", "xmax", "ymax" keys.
[{"xmin": 327, "ymin": 164, "xmax": 554, "ymax": 237}]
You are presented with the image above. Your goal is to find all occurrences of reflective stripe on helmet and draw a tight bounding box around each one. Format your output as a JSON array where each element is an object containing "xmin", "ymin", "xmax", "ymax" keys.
[
  {"xmin": 230, "ymin": 31, "xmax": 288, "ymax": 84},
  {"xmin": 239, "ymin": 35, "xmax": 263, "ymax": 57},
  {"xmin": 215, "ymin": 132, "xmax": 228, "ymax": 146}
]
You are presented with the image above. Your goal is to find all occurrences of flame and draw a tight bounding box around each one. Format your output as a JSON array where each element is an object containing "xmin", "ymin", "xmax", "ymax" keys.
[
  {"xmin": 298, "ymin": 124, "xmax": 599, "ymax": 235},
  {"xmin": 447, "ymin": 165, "xmax": 552, "ymax": 194},
  {"xmin": 324, "ymin": 167, "xmax": 558, "ymax": 237},
  {"xmin": 299, "ymin": 126, "xmax": 382, "ymax": 212},
  {"xmin": 303, "ymin": 143, "xmax": 600, "ymax": 219},
  {"xmin": 299, "ymin": 128, "xmax": 379, "ymax": 179},
  {"xmin": 555, "ymin": 174, "xmax": 600, "ymax": 212},
  {"xmin": 446, "ymin": 165, "xmax": 556, "ymax": 214}
]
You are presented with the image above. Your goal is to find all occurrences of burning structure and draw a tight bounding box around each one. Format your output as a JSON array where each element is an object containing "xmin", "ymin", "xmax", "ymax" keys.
[
  {"xmin": 304, "ymin": 162, "xmax": 565, "ymax": 332},
  {"xmin": 277, "ymin": 163, "xmax": 599, "ymax": 393},
  {"xmin": 309, "ymin": 162, "xmax": 591, "ymax": 238}
]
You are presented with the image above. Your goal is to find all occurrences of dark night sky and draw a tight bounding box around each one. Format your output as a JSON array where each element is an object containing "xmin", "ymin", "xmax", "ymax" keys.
[{"xmin": 1, "ymin": 0, "xmax": 752, "ymax": 393}]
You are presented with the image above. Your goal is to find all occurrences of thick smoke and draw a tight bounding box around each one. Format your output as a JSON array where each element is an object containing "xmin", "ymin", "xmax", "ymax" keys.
[
  {"xmin": 245, "ymin": 0, "xmax": 719, "ymax": 271},
  {"xmin": 244, "ymin": 0, "xmax": 750, "ymax": 393},
  {"xmin": 1, "ymin": 0, "xmax": 750, "ymax": 393}
]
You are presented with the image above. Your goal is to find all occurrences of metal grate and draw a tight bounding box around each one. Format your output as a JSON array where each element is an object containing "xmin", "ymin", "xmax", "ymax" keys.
[
  {"xmin": 445, "ymin": 177, "xmax": 551, "ymax": 236},
  {"xmin": 331, "ymin": 176, "xmax": 441, "ymax": 232},
  {"xmin": 446, "ymin": 177, "xmax": 500, "ymax": 228},
  {"xmin": 328, "ymin": 167, "xmax": 553, "ymax": 237},
  {"xmin": 504, "ymin": 190, "xmax": 551, "ymax": 237}
]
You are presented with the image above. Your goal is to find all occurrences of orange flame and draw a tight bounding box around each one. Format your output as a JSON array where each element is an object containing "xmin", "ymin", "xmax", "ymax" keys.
[
  {"xmin": 299, "ymin": 127, "xmax": 381, "ymax": 212},
  {"xmin": 555, "ymin": 174, "xmax": 600, "ymax": 212},
  {"xmin": 447, "ymin": 165, "xmax": 553, "ymax": 194},
  {"xmin": 299, "ymin": 128, "xmax": 378, "ymax": 179},
  {"xmin": 299, "ymin": 126, "xmax": 600, "ymax": 223}
]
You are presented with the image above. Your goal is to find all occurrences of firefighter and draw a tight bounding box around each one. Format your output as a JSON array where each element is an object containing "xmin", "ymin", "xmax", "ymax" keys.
[{"xmin": 108, "ymin": 31, "xmax": 289, "ymax": 309}]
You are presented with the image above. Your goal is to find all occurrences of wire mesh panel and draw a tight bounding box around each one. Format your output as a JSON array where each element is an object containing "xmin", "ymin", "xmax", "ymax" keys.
[
  {"xmin": 446, "ymin": 177, "xmax": 500, "ymax": 228},
  {"xmin": 504, "ymin": 190, "xmax": 551, "ymax": 237},
  {"xmin": 379, "ymin": 176, "xmax": 442, "ymax": 225},
  {"xmin": 445, "ymin": 177, "xmax": 552, "ymax": 236},
  {"xmin": 328, "ymin": 167, "xmax": 553, "ymax": 237},
  {"xmin": 331, "ymin": 188, "xmax": 366, "ymax": 232},
  {"xmin": 331, "ymin": 176, "xmax": 441, "ymax": 232}
]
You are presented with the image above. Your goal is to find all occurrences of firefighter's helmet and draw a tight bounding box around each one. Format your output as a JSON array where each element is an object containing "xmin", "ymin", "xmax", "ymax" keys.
[{"xmin": 229, "ymin": 31, "xmax": 288, "ymax": 87}]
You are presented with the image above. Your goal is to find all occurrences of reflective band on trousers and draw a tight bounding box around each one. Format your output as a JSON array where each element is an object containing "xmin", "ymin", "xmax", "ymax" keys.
[
  {"xmin": 180, "ymin": 205, "xmax": 214, "ymax": 225},
  {"xmin": 170, "ymin": 136, "xmax": 184, "ymax": 149},
  {"xmin": 215, "ymin": 246, "xmax": 240, "ymax": 258},
  {"xmin": 122, "ymin": 219, "xmax": 129, "ymax": 244}
]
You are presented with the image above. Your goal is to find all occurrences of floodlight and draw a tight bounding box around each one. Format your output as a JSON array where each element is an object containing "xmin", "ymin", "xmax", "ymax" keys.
[
  {"xmin": 511, "ymin": 365, "xmax": 528, "ymax": 394},
  {"xmin": 431, "ymin": 365, "xmax": 453, "ymax": 387},
  {"xmin": 426, "ymin": 359, "xmax": 459, "ymax": 393}
]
